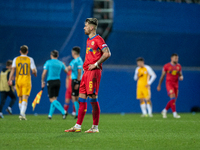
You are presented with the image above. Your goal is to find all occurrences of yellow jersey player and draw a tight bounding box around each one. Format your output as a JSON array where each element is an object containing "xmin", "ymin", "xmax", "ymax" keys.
[
  {"xmin": 8, "ymin": 45, "xmax": 37, "ymax": 120},
  {"xmin": 134, "ymin": 57, "xmax": 156, "ymax": 117}
]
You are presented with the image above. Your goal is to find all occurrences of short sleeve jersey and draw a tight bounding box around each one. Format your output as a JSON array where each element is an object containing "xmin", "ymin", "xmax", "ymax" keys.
[
  {"xmin": 163, "ymin": 63, "xmax": 182, "ymax": 84},
  {"xmin": 83, "ymin": 34, "xmax": 108, "ymax": 70},
  {"xmin": 12, "ymin": 55, "xmax": 36, "ymax": 84},
  {"xmin": 43, "ymin": 59, "xmax": 66, "ymax": 81},
  {"xmin": 69, "ymin": 56, "xmax": 83, "ymax": 80}
]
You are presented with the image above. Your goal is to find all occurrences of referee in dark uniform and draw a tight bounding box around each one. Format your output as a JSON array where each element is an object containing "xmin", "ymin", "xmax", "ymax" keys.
[{"xmin": 0, "ymin": 60, "xmax": 16, "ymax": 118}]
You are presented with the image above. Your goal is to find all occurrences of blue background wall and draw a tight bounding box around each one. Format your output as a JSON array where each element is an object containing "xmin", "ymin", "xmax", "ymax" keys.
[
  {"xmin": 0, "ymin": 0, "xmax": 200, "ymax": 115},
  {"xmin": 106, "ymin": 0, "xmax": 200, "ymax": 67}
]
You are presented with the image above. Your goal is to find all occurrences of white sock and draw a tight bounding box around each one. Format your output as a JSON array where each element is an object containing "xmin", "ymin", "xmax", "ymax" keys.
[
  {"xmin": 173, "ymin": 112, "xmax": 177, "ymax": 117},
  {"xmin": 0, "ymin": 112, "xmax": 3, "ymax": 116},
  {"xmin": 19, "ymin": 103, "xmax": 22, "ymax": 112},
  {"xmin": 147, "ymin": 104, "xmax": 152, "ymax": 115},
  {"xmin": 163, "ymin": 108, "xmax": 167, "ymax": 113},
  {"xmin": 92, "ymin": 125, "xmax": 98, "ymax": 129},
  {"xmin": 75, "ymin": 124, "xmax": 81, "ymax": 128},
  {"xmin": 21, "ymin": 101, "xmax": 27, "ymax": 117},
  {"xmin": 140, "ymin": 104, "xmax": 147, "ymax": 115}
]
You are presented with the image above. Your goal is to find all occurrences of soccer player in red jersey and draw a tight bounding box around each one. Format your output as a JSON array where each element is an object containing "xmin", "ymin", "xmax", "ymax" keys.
[
  {"xmin": 64, "ymin": 70, "xmax": 76, "ymax": 116},
  {"xmin": 157, "ymin": 53, "xmax": 183, "ymax": 118},
  {"xmin": 65, "ymin": 18, "xmax": 111, "ymax": 133}
]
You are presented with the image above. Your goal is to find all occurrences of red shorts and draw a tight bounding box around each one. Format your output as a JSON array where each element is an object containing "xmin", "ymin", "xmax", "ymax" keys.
[
  {"xmin": 79, "ymin": 69, "xmax": 102, "ymax": 95},
  {"xmin": 65, "ymin": 87, "xmax": 72, "ymax": 99},
  {"xmin": 166, "ymin": 82, "xmax": 178, "ymax": 98}
]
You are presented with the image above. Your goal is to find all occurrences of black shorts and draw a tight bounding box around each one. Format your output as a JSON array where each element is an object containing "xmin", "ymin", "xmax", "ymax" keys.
[
  {"xmin": 47, "ymin": 80, "xmax": 60, "ymax": 98},
  {"xmin": 71, "ymin": 79, "xmax": 80, "ymax": 96}
]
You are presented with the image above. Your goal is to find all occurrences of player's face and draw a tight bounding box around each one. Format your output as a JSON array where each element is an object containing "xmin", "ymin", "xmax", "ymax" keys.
[
  {"xmin": 137, "ymin": 61, "xmax": 144, "ymax": 67},
  {"xmin": 171, "ymin": 56, "xmax": 179, "ymax": 64},
  {"xmin": 84, "ymin": 22, "xmax": 91, "ymax": 35},
  {"xmin": 71, "ymin": 50, "xmax": 75, "ymax": 58}
]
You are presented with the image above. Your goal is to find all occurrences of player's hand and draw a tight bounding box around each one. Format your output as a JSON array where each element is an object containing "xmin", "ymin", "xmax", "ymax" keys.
[
  {"xmin": 41, "ymin": 82, "xmax": 45, "ymax": 89},
  {"xmin": 145, "ymin": 84, "xmax": 150, "ymax": 88},
  {"xmin": 88, "ymin": 64, "xmax": 97, "ymax": 70},
  {"xmin": 8, "ymin": 80, "xmax": 12, "ymax": 86},
  {"xmin": 74, "ymin": 84, "xmax": 79, "ymax": 90},
  {"xmin": 138, "ymin": 74, "xmax": 143, "ymax": 78},
  {"xmin": 179, "ymin": 76, "xmax": 183, "ymax": 81},
  {"xmin": 157, "ymin": 85, "xmax": 161, "ymax": 91}
]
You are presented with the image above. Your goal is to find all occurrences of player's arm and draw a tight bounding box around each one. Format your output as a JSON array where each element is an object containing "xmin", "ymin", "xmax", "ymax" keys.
[
  {"xmin": 31, "ymin": 58, "xmax": 37, "ymax": 77},
  {"xmin": 66, "ymin": 75, "xmax": 69, "ymax": 89},
  {"xmin": 88, "ymin": 47, "xmax": 111, "ymax": 70},
  {"xmin": 157, "ymin": 70, "xmax": 166, "ymax": 91},
  {"xmin": 147, "ymin": 66, "xmax": 157, "ymax": 87},
  {"xmin": 134, "ymin": 68, "xmax": 139, "ymax": 81},
  {"xmin": 32, "ymin": 68, "xmax": 37, "ymax": 77},
  {"xmin": 41, "ymin": 69, "xmax": 47, "ymax": 88},
  {"xmin": 74, "ymin": 69, "xmax": 82, "ymax": 90},
  {"xmin": 65, "ymin": 66, "xmax": 71, "ymax": 73},
  {"xmin": 179, "ymin": 71, "xmax": 183, "ymax": 81},
  {"xmin": 8, "ymin": 67, "xmax": 16, "ymax": 86}
]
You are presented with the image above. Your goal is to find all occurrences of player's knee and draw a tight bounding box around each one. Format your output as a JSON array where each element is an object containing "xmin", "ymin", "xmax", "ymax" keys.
[
  {"xmin": 140, "ymin": 99, "xmax": 145, "ymax": 104},
  {"xmin": 79, "ymin": 93, "xmax": 87, "ymax": 99},
  {"xmin": 169, "ymin": 94, "xmax": 175, "ymax": 98},
  {"xmin": 88, "ymin": 94, "xmax": 97, "ymax": 99},
  {"xmin": 146, "ymin": 100, "xmax": 151, "ymax": 104},
  {"xmin": 65, "ymin": 99, "xmax": 70, "ymax": 103}
]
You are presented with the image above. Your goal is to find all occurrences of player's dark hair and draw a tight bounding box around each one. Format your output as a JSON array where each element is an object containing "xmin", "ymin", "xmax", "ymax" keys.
[
  {"xmin": 51, "ymin": 50, "xmax": 59, "ymax": 58},
  {"xmin": 136, "ymin": 57, "xmax": 144, "ymax": 62},
  {"xmin": 85, "ymin": 18, "xmax": 98, "ymax": 26},
  {"xmin": 72, "ymin": 46, "xmax": 81, "ymax": 54},
  {"xmin": 20, "ymin": 45, "xmax": 28, "ymax": 54},
  {"xmin": 171, "ymin": 53, "xmax": 178, "ymax": 57},
  {"xmin": 6, "ymin": 60, "xmax": 12, "ymax": 67}
]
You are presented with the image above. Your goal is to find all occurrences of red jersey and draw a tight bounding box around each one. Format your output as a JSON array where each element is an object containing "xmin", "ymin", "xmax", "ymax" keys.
[
  {"xmin": 163, "ymin": 63, "xmax": 182, "ymax": 85},
  {"xmin": 83, "ymin": 34, "xmax": 108, "ymax": 71}
]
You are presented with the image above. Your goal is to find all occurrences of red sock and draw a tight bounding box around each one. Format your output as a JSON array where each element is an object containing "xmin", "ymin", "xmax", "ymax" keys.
[
  {"xmin": 64, "ymin": 104, "xmax": 69, "ymax": 112},
  {"xmin": 90, "ymin": 102, "xmax": 100, "ymax": 125},
  {"xmin": 73, "ymin": 105, "xmax": 76, "ymax": 112},
  {"xmin": 170, "ymin": 99, "xmax": 176, "ymax": 112},
  {"xmin": 165, "ymin": 101, "xmax": 171, "ymax": 110},
  {"xmin": 76, "ymin": 102, "xmax": 87, "ymax": 125}
]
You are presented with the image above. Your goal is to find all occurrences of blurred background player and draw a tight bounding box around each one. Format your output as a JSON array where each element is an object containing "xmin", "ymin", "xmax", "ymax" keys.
[
  {"xmin": 134, "ymin": 57, "xmax": 156, "ymax": 117},
  {"xmin": 42, "ymin": 50, "xmax": 68, "ymax": 119},
  {"xmin": 0, "ymin": 60, "xmax": 16, "ymax": 118},
  {"xmin": 8, "ymin": 45, "xmax": 37, "ymax": 120},
  {"xmin": 157, "ymin": 53, "xmax": 183, "ymax": 119},
  {"xmin": 66, "ymin": 46, "xmax": 83, "ymax": 119},
  {"xmin": 65, "ymin": 18, "xmax": 111, "ymax": 133},
  {"xmin": 64, "ymin": 70, "xmax": 76, "ymax": 116}
]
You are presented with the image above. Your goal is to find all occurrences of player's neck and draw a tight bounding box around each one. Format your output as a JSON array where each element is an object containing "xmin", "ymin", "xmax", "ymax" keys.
[
  {"xmin": 73, "ymin": 55, "xmax": 79, "ymax": 59},
  {"xmin": 170, "ymin": 61, "xmax": 176, "ymax": 66},
  {"xmin": 89, "ymin": 32, "xmax": 96, "ymax": 39}
]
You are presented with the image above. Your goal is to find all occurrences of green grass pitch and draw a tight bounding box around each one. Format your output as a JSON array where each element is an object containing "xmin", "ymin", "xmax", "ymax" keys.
[{"xmin": 0, "ymin": 113, "xmax": 200, "ymax": 150}]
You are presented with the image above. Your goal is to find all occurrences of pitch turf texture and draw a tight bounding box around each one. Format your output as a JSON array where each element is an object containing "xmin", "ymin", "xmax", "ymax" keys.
[{"xmin": 0, "ymin": 113, "xmax": 199, "ymax": 150}]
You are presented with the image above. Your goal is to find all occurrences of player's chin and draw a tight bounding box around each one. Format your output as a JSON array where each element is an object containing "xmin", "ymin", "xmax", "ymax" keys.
[{"xmin": 84, "ymin": 31, "xmax": 89, "ymax": 35}]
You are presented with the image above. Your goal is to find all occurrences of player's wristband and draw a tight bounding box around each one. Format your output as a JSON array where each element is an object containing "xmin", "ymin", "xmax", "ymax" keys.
[{"xmin": 94, "ymin": 62, "xmax": 99, "ymax": 68}]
